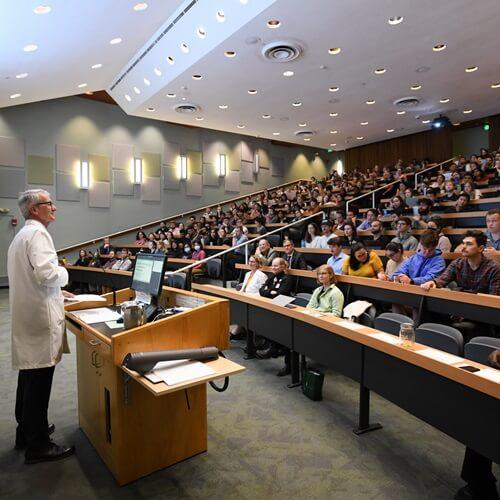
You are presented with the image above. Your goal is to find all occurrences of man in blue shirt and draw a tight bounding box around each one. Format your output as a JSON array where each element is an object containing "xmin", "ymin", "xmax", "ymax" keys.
[
  {"xmin": 357, "ymin": 208, "xmax": 378, "ymax": 231},
  {"xmin": 326, "ymin": 237, "xmax": 347, "ymax": 275}
]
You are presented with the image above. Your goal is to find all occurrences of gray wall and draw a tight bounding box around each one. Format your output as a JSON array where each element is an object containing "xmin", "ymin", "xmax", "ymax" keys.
[
  {"xmin": 452, "ymin": 126, "xmax": 489, "ymax": 158},
  {"xmin": 0, "ymin": 97, "xmax": 340, "ymax": 282}
]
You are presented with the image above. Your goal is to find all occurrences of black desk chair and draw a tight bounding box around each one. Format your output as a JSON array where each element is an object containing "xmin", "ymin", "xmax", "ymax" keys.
[
  {"xmin": 464, "ymin": 337, "xmax": 500, "ymax": 365},
  {"xmin": 416, "ymin": 323, "xmax": 464, "ymax": 356},
  {"xmin": 374, "ymin": 312, "xmax": 413, "ymax": 336}
]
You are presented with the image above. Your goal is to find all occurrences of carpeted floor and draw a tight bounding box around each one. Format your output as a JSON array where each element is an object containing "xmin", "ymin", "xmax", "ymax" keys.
[{"xmin": 0, "ymin": 288, "xmax": 497, "ymax": 499}]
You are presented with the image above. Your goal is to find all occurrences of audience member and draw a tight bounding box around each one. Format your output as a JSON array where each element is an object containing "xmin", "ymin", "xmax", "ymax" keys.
[
  {"xmin": 391, "ymin": 217, "xmax": 419, "ymax": 251},
  {"xmin": 341, "ymin": 222, "xmax": 358, "ymax": 247},
  {"xmin": 357, "ymin": 208, "xmax": 378, "ymax": 231},
  {"xmin": 327, "ymin": 237, "xmax": 347, "ymax": 275},
  {"xmin": 342, "ymin": 242, "xmax": 384, "ymax": 278},
  {"xmin": 255, "ymin": 238, "xmax": 277, "ymax": 266},
  {"xmin": 74, "ymin": 249, "xmax": 90, "ymax": 267},
  {"xmin": 135, "ymin": 231, "xmax": 147, "ymax": 246},
  {"xmin": 426, "ymin": 217, "xmax": 452, "ymax": 253},
  {"xmin": 317, "ymin": 220, "xmax": 334, "ymax": 248},
  {"xmin": 307, "ymin": 265, "xmax": 345, "ymax": 316},
  {"xmin": 112, "ymin": 249, "xmax": 133, "ymax": 271},
  {"xmin": 302, "ymin": 223, "xmax": 322, "ymax": 248},
  {"xmin": 102, "ymin": 250, "xmax": 117, "ymax": 269},
  {"xmin": 485, "ymin": 208, "xmax": 500, "ymax": 251},
  {"xmin": 445, "ymin": 192, "xmax": 474, "ymax": 213},
  {"xmin": 378, "ymin": 242, "xmax": 405, "ymax": 280},
  {"xmin": 240, "ymin": 255, "xmax": 268, "ymax": 294},
  {"xmin": 364, "ymin": 219, "xmax": 389, "ymax": 249},
  {"xmin": 282, "ymin": 240, "xmax": 307, "ymax": 270},
  {"xmin": 98, "ymin": 237, "xmax": 114, "ymax": 255}
]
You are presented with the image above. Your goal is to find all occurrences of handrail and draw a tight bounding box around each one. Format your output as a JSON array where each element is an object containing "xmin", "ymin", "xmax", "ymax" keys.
[
  {"xmin": 414, "ymin": 157, "xmax": 455, "ymax": 189},
  {"xmin": 57, "ymin": 178, "xmax": 309, "ymax": 254}
]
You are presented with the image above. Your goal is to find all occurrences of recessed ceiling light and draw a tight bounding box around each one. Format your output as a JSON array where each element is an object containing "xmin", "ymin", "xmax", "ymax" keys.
[
  {"xmin": 329, "ymin": 86, "xmax": 339, "ymax": 92},
  {"xmin": 283, "ymin": 70, "xmax": 294, "ymax": 77},
  {"xmin": 330, "ymin": 143, "xmax": 336, "ymax": 147},
  {"xmin": 397, "ymin": 110, "xmax": 406, "ymax": 115},
  {"xmin": 422, "ymin": 119, "xmax": 430, "ymax": 124},
  {"xmin": 328, "ymin": 47, "xmax": 341, "ymax": 55},
  {"xmin": 10, "ymin": 93, "xmax": 21, "ymax": 99},
  {"xmin": 298, "ymin": 123, "xmax": 307, "ymax": 127},
  {"xmin": 216, "ymin": 10, "xmax": 225, "ymax": 22},
  {"xmin": 267, "ymin": 19, "xmax": 281, "ymax": 28},
  {"xmin": 77, "ymin": 83, "xmax": 87, "ymax": 88},
  {"xmin": 181, "ymin": 43, "xmax": 189, "ymax": 53},
  {"xmin": 366, "ymin": 99, "xmax": 375, "ymax": 105},
  {"xmin": 166, "ymin": 93, "xmax": 176, "ymax": 98},
  {"xmin": 133, "ymin": 2, "xmax": 148, "ymax": 11},
  {"xmin": 91, "ymin": 63, "xmax": 102, "ymax": 69},
  {"xmin": 197, "ymin": 27, "xmax": 207, "ymax": 39},
  {"xmin": 195, "ymin": 117, "xmax": 204, "ymax": 121},
  {"xmin": 410, "ymin": 84, "xmax": 422, "ymax": 90},
  {"xmin": 167, "ymin": 56, "xmax": 174, "ymax": 65},
  {"xmin": 133, "ymin": 86, "xmax": 141, "ymax": 94},
  {"xmin": 374, "ymin": 68, "xmax": 386, "ymax": 74},
  {"xmin": 262, "ymin": 114, "xmax": 271, "ymax": 119},
  {"xmin": 146, "ymin": 107, "xmax": 155, "ymax": 112},
  {"xmin": 125, "ymin": 94, "xmax": 131, "ymax": 102},
  {"xmin": 361, "ymin": 121, "xmax": 368, "ymax": 126},
  {"xmin": 224, "ymin": 50, "xmax": 236, "ymax": 58},
  {"xmin": 34, "ymin": 5, "xmax": 51, "ymax": 14},
  {"xmin": 192, "ymin": 74, "xmax": 203, "ymax": 80},
  {"xmin": 16, "ymin": 73, "xmax": 28, "ymax": 79},
  {"xmin": 491, "ymin": 83, "xmax": 500, "ymax": 89},
  {"xmin": 433, "ymin": 43, "xmax": 446, "ymax": 52},
  {"xmin": 453, "ymin": 122, "xmax": 461, "ymax": 126},
  {"xmin": 303, "ymin": 138, "xmax": 311, "ymax": 142},
  {"xmin": 23, "ymin": 44, "xmax": 38, "ymax": 52},
  {"xmin": 465, "ymin": 66, "xmax": 478, "ymax": 73},
  {"xmin": 463, "ymin": 109, "xmax": 472, "ymax": 114},
  {"xmin": 237, "ymin": 124, "xmax": 245, "ymax": 129},
  {"xmin": 272, "ymin": 132, "xmax": 280, "ymax": 136},
  {"xmin": 330, "ymin": 130, "xmax": 338, "ymax": 134},
  {"xmin": 356, "ymin": 136, "xmax": 364, "ymax": 140},
  {"xmin": 154, "ymin": 67, "xmax": 162, "ymax": 76},
  {"xmin": 247, "ymin": 89, "xmax": 257, "ymax": 95},
  {"xmin": 110, "ymin": 37, "xmax": 122, "ymax": 45},
  {"xmin": 85, "ymin": 91, "xmax": 94, "ymax": 96},
  {"xmin": 388, "ymin": 16, "xmax": 403, "ymax": 25},
  {"xmin": 439, "ymin": 98, "xmax": 450, "ymax": 103},
  {"xmin": 292, "ymin": 101, "xmax": 302, "ymax": 107},
  {"xmin": 142, "ymin": 78, "xmax": 151, "ymax": 86},
  {"xmin": 330, "ymin": 112, "xmax": 338, "ymax": 117},
  {"xmin": 240, "ymin": 0, "xmax": 248, "ymax": 4},
  {"xmin": 387, "ymin": 129, "xmax": 395, "ymax": 132},
  {"xmin": 219, "ymin": 104, "xmax": 228, "ymax": 109}
]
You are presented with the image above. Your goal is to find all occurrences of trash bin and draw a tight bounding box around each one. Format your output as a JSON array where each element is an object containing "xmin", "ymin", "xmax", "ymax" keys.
[{"xmin": 302, "ymin": 369, "xmax": 324, "ymax": 401}]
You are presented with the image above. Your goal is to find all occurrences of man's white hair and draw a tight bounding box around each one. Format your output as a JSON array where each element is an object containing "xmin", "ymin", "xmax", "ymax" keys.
[{"xmin": 18, "ymin": 189, "xmax": 49, "ymax": 219}]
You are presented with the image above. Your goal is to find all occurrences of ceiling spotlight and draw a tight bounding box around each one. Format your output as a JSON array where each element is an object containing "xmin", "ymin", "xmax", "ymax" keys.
[
  {"xmin": 192, "ymin": 74, "xmax": 203, "ymax": 80},
  {"xmin": 34, "ymin": 5, "xmax": 51, "ymax": 14},
  {"xmin": 224, "ymin": 50, "xmax": 236, "ymax": 58},
  {"xmin": 463, "ymin": 109, "xmax": 472, "ymax": 114},
  {"xmin": 23, "ymin": 44, "xmax": 38, "ymax": 52},
  {"xmin": 410, "ymin": 84, "xmax": 422, "ymax": 90},
  {"xmin": 237, "ymin": 124, "xmax": 245, "ymax": 129},
  {"xmin": 439, "ymin": 98, "xmax": 450, "ymax": 104},
  {"xmin": 143, "ymin": 78, "xmax": 150, "ymax": 86},
  {"xmin": 283, "ymin": 70, "xmax": 294, "ymax": 77},
  {"xmin": 330, "ymin": 143, "xmax": 336, "ymax": 147},
  {"xmin": 146, "ymin": 107, "xmax": 155, "ymax": 112},
  {"xmin": 366, "ymin": 99, "xmax": 375, "ymax": 105},
  {"xmin": 262, "ymin": 114, "xmax": 271, "ymax": 119},
  {"xmin": 133, "ymin": 2, "xmax": 148, "ymax": 11},
  {"xmin": 195, "ymin": 116, "xmax": 204, "ymax": 121},
  {"xmin": 387, "ymin": 129, "xmax": 395, "ymax": 132},
  {"xmin": 16, "ymin": 73, "xmax": 28, "ymax": 79},
  {"xmin": 330, "ymin": 112, "xmax": 339, "ymax": 117},
  {"xmin": 267, "ymin": 19, "xmax": 281, "ymax": 28},
  {"xmin": 218, "ymin": 104, "xmax": 228, "ymax": 109},
  {"xmin": 303, "ymin": 138, "xmax": 311, "ymax": 142},
  {"xmin": 329, "ymin": 86, "xmax": 339, "ymax": 92},
  {"xmin": 77, "ymin": 83, "xmax": 87, "ymax": 88},
  {"xmin": 422, "ymin": 119, "xmax": 430, "ymax": 124},
  {"xmin": 433, "ymin": 43, "xmax": 446, "ymax": 52},
  {"xmin": 388, "ymin": 16, "xmax": 403, "ymax": 25},
  {"xmin": 216, "ymin": 10, "xmax": 225, "ymax": 22},
  {"xmin": 85, "ymin": 91, "xmax": 94, "ymax": 95},
  {"xmin": 197, "ymin": 27, "xmax": 207, "ymax": 39},
  {"xmin": 110, "ymin": 37, "xmax": 122, "ymax": 45},
  {"xmin": 166, "ymin": 93, "xmax": 176, "ymax": 98},
  {"xmin": 328, "ymin": 47, "xmax": 341, "ymax": 55},
  {"xmin": 154, "ymin": 67, "xmax": 162, "ymax": 76},
  {"xmin": 397, "ymin": 110, "xmax": 406, "ymax": 115},
  {"xmin": 298, "ymin": 123, "xmax": 307, "ymax": 127},
  {"xmin": 330, "ymin": 130, "xmax": 338, "ymax": 134},
  {"xmin": 292, "ymin": 101, "xmax": 302, "ymax": 107},
  {"xmin": 133, "ymin": 86, "xmax": 141, "ymax": 94},
  {"xmin": 125, "ymin": 94, "xmax": 131, "ymax": 102},
  {"xmin": 248, "ymin": 89, "xmax": 257, "ymax": 95},
  {"xmin": 465, "ymin": 66, "xmax": 478, "ymax": 73},
  {"xmin": 10, "ymin": 93, "xmax": 21, "ymax": 99},
  {"xmin": 374, "ymin": 68, "xmax": 386, "ymax": 74},
  {"xmin": 167, "ymin": 56, "xmax": 174, "ymax": 65},
  {"xmin": 356, "ymin": 136, "xmax": 364, "ymax": 140},
  {"xmin": 491, "ymin": 83, "xmax": 500, "ymax": 89},
  {"xmin": 91, "ymin": 63, "xmax": 102, "ymax": 69},
  {"xmin": 360, "ymin": 121, "xmax": 368, "ymax": 126},
  {"xmin": 272, "ymin": 132, "xmax": 280, "ymax": 136},
  {"xmin": 181, "ymin": 43, "xmax": 189, "ymax": 53}
]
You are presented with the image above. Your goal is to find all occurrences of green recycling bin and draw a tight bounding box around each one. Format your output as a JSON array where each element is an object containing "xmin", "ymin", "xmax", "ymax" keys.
[{"xmin": 302, "ymin": 369, "xmax": 324, "ymax": 401}]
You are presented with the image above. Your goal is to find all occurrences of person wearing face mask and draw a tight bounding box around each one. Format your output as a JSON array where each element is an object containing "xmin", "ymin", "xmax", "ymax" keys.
[
  {"xmin": 182, "ymin": 243, "xmax": 192, "ymax": 259},
  {"xmin": 191, "ymin": 240, "xmax": 206, "ymax": 274}
]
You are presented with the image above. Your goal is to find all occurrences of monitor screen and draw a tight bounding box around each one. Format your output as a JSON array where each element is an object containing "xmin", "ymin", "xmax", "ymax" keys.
[{"xmin": 131, "ymin": 253, "xmax": 168, "ymax": 298}]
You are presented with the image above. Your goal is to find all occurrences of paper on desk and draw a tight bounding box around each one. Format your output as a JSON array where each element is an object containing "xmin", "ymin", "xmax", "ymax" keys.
[
  {"xmin": 150, "ymin": 359, "xmax": 216, "ymax": 386},
  {"xmin": 65, "ymin": 294, "xmax": 106, "ymax": 302},
  {"xmin": 370, "ymin": 332, "xmax": 401, "ymax": 345},
  {"xmin": 105, "ymin": 320, "xmax": 123, "ymax": 329},
  {"xmin": 474, "ymin": 368, "xmax": 500, "ymax": 384},
  {"xmin": 72, "ymin": 307, "xmax": 121, "ymax": 324},
  {"xmin": 418, "ymin": 348, "xmax": 464, "ymax": 365},
  {"xmin": 335, "ymin": 319, "xmax": 367, "ymax": 331}
]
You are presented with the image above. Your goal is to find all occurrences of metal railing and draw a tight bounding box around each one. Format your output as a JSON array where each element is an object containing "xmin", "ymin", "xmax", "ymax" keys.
[{"xmin": 346, "ymin": 158, "xmax": 455, "ymax": 213}]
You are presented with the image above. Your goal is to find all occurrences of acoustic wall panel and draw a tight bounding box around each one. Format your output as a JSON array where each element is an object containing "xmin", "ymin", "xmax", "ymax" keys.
[
  {"xmin": 229, "ymin": 144, "xmax": 241, "ymax": 171},
  {"xmin": 202, "ymin": 140, "xmax": 225, "ymax": 166},
  {"xmin": 241, "ymin": 140, "xmax": 255, "ymax": 163},
  {"xmin": 258, "ymin": 148, "xmax": 270, "ymax": 169},
  {"xmin": 112, "ymin": 170, "xmax": 134, "ymax": 196},
  {"xmin": 241, "ymin": 161, "xmax": 254, "ymax": 184},
  {"xmin": 27, "ymin": 155, "xmax": 54, "ymax": 185},
  {"xmin": 203, "ymin": 163, "xmax": 220, "ymax": 187},
  {"xmin": 141, "ymin": 176, "xmax": 161, "ymax": 202},
  {"xmin": 258, "ymin": 166, "xmax": 270, "ymax": 186},
  {"xmin": 142, "ymin": 152, "xmax": 161, "ymax": 177},
  {"xmin": 187, "ymin": 150, "xmax": 202, "ymax": 175},
  {"xmin": 89, "ymin": 181, "xmax": 110, "ymax": 208},
  {"xmin": 163, "ymin": 141, "xmax": 180, "ymax": 166},
  {"xmin": 225, "ymin": 171, "xmax": 240, "ymax": 192},
  {"xmin": 56, "ymin": 144, "xmax": 80, "ymax": 174},
  {"xmin": 163, "ymin": 165, "xmax": 180, "ymax": 190},
  {"xmin": 112, "ymin": 143, "xmax": 133, "ymax": 171},
  {"xmin": 89, "ymin": 154, "xmax": 110, "ymax": 182},
  {"xmin": 56, "ymin": 172, "xmax": 80, "ymax": 201},
  {"xmin": 186, "ymin": 173, "xmax": 202, "ymax": 196},
  {"xmin": 0, "ymin": 136, "xmax": 25, "ymax": 168},
  {"xmin": 0, "ymin": 167, "xmax": 25, "ymax": 198},
  {"xmin": 271, "ymin": 156, "xmax": 284, "ymax": 177}
]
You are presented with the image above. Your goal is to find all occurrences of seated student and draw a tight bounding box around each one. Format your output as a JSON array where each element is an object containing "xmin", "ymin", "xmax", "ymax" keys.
[
  {"xmin": 485, "ymin": 208, "xmax": 500, "ymax": 251},
  {"xmin": 255, "ymin": 238, "xmax": 278, "ymax": 266},
  {"xmin": 307, "ymin": 265, "xmax": 345, "ymax": 316},
  {"xmin": 390, "ymin": 231, "xmax": 446, "ymax": 284},
  {"xmin": 167, "ymin": 240, "xmax": 181, "ymax": 258},
  {"xmin": 402, "ymin": 187, "xmax": 418, "ymax": 208},
  {"xmin": 444, "ymin": 192, "xmax": 474, "ymax": 213},
  {"xmin": 342, "ymin": 242, "xmax": 384, "ymax": 278},
  {"xmin": 412, "ymin": 197, "xmax": 434, "ymax": 229},
  {"xmin": 240, "ymin": 255, "xmax": 268, "ymax": 294},
  {"xmin": 254, "ymin": 216, "xmax": 268, "ymax": 235},
  {"xmin": 112, "ymin": 249, "xmax": 133, "ymax": 271},
  {"xmin": 316, "ymin": 220, "xmax": 335, "ymax": 249},
  {"xmin": 441, "ymin": 180, "xmax": 458, "ymax": 201},
  {"xmin": 99, "ymin": 237, "xmax": 114, "ymax": 255},
  {"xmin": 378, "ymin": 242, "xmax": 405, "ymax": 280},
  {"xmin": 215, "ymin": 227, "xmax": 231, "ymax": 246},
  {"xmin": 74, "ymin": 249, "xmax": 90, "ymax": 267},
  {"xmin": 191, "ymin": 240, "xmax": 206, "ymax": 274},
  {"xmin": 182, "ymin": 242, "xmax": 192, "ymax": 259},
  {"xmin": 357, "ymin": 208, "xmax": 378, "ymax": 231},
  {"xmin": 135, "ymin": 230, "xmax": 147, "ymax": 247},
  {"xmin": 364, "ymin": 219, "xmax": 389, "ymax": 249},
  {"xmin": 333, "ymin": 210, "xmax": 347, "ymax": 231},
  {"xmin": 282, "ymin": 239, "xmax": 307, "ymax": 270},
  {"xmin": 426, "ymin": 217, "xmax": 452, "ymax": 253},
  {"xmin": 226, "ymin": 227, "xmax": 248, "ymax": 279},
  {"xmin": 388, "ymin": 195, "xmax": 411, "ymax": 217},
  {"xmin": 302, "ymin": 222, "xmax": 322, "ymax": 248},
  {"xmin": 340, "ymin": 222, "xmax": 358, "ymax": 247},
  {"xmin": 265, "ymin": 208, "xmax": 279, "ymax": 224},
  {"xmin": 102, "ymin": 250, "xmax": 117, "ymax": 269},
  {"xmin": 327, "ymin": 237, "xmax": 347, "ymax": 275},
  {"xmin": 391, "ymin": 217, "xmax": 419, "ymax": 251}
]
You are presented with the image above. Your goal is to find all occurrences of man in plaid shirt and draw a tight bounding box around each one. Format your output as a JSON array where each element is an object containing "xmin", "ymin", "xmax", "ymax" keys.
[{"xmin": 421, "ymin": 230, "xmax": 500, "ymax": 295}]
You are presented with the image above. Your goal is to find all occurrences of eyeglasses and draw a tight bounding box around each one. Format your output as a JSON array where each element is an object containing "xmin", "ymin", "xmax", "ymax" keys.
[{"xmin": 34, "ymin": 201, "xmax": 55, "ymax": 208}]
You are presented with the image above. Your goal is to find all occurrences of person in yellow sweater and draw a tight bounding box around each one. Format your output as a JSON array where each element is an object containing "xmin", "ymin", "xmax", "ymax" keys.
[{"xmin": 342, "ymin": 242, "xmax": 384, "ymax": 278}]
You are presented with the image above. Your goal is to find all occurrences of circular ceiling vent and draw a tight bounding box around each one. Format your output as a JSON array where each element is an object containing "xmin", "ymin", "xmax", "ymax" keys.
[
  {"xmin": 294, "ymin": 130, "xmax": 315, "ymax": 137},
  {"xmin": 393, "ymin": 96, "xmax": 420, "ymax": 108},
  {"xmin": 174, "ymin": 103, "xmax": 200, "ymax": 114},
  {"xmin": 261, "ymin": 40, "xmax": 303, "ymax": 62}
]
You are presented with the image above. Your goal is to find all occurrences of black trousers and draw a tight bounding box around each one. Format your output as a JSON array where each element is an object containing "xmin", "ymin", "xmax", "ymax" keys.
[
  {"xmin": 461, "ymin": 447, "xmax": 497, "ymax": 496},
  {"xmin": 15, "ymin": 366, "xmax": 55, "ymax": 449}
]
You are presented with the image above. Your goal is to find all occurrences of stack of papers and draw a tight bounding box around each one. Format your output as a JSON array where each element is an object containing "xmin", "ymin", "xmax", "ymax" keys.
[
  {"xmin": 144, "ymin": 360, "xmax": 215, "ymax": 386},
  {"xmin": 72, "ymin": 307, "xmax": 121, "ymax": 324},
  {"xmin": 65, "ymin": 294, "xmax": 106, "ymax": 303}
]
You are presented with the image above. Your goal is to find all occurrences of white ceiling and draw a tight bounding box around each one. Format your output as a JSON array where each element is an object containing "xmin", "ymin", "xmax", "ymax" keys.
[{"xmin": 2, "ymin": 0, "xmax": 500, "ymax": 151}]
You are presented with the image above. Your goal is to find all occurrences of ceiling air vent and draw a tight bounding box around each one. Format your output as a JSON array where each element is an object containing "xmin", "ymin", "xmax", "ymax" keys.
[
  {"xmin": 294, "ymin": 130, "xmax": 314, "ymax": 137},
  {"xmin": 261, "ymin": 40, "xmax": 303, "ymax": 62},
  {"xmin": 393, "ymin": 96, "xmax": 420, "ymax": 108},
  {"xmin": 174, "ymin": 103, "xmax": 200, "ymax": 114}
]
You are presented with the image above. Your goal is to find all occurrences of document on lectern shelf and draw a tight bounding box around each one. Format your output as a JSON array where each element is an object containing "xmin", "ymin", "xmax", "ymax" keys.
[
  {"xmin": 149, "ymin": 359, "xmax": 216, "ymax": 386},
  {"xmin": 72, "ymin": 307, "xmax": 121, "ymax": 324},
  {"xmin": 64, "ymin": 294, "xmax": 106, "ymax": 303}
]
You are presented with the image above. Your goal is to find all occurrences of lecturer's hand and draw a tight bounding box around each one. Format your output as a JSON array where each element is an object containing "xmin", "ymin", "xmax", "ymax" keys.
[{"xmin": 62, "ymin": 290, "xmax": 75, "ymax": 299}]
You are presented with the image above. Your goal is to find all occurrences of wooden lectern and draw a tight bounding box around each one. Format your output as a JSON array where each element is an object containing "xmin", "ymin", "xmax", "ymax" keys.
[{"xmin": 65, "ymin": 286, "xmax": 245, "ymax": 485}]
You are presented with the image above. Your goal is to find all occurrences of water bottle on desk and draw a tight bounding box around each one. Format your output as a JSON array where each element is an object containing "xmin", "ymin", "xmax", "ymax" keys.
[{"xmin": 399, "ymin": 323, "xmax": 415, "ymax": 348}]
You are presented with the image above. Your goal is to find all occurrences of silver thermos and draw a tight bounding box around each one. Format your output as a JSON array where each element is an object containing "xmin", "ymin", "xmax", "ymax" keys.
[{"xmin": 120, "ymin": 301, "xmax": 146, "ymax": 329}]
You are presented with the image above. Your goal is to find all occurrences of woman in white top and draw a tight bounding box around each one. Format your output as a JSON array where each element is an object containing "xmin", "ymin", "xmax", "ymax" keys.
[
  {"xmin": 240, "ymin": 255, "xmax": 268, "ymax": 294},
  {"xmin": 301, "ymin": 223, "xmax": 322, "ymax": 248}
]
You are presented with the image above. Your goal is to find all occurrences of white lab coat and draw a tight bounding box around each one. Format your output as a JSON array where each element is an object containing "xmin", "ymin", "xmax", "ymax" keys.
[
  {"xmin": 240, "ymin": 269, "xmax": 268, "ymax": 294},
  {"xmin": 7, "ymin": 219, "xmax": 69, "ymax": 370}
]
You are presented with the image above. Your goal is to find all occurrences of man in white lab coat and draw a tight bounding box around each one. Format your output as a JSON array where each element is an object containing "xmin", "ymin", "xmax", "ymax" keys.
[{"xmin": 8, "ymin": 189, "xmax": 75, "ymax": 464}]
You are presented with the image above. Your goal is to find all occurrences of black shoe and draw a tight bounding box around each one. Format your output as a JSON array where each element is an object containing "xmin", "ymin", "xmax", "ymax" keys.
[
  {"xmin": 25, "ymin": 441, "xmax": 75, "ymax": 465},
  {"xmin": 15, "ymin": 423, "xmax": 55, "ymax": 450},
  {"xmin": 276, "ymin": 366, "xmax": 291, "ymax": 377},
  {"xmin": 455, "ymin": 485, "xmax": 500, "ymax": 500},
  {"xmin": 256, "ymin": 345, "xmax": 279, "ymax": 359}
]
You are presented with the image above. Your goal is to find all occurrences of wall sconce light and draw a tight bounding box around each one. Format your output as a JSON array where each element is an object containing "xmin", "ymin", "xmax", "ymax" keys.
[
  {"xmin": 133, "ymin": 158, "xmax": 143, "ymax": 184},
  {"xmin": 254, "ymin": 152, "xmax": 260, "ymax": 174},
  {"xmin": 79, "ymin": 160, "xmax": 89, "ymax": 189},
  {"xmin": 218, "ymin": 153, "xmax": 227, "ymax": 177},
  {"xmin": 180, "ymin": 155, "xmax": 188, "ymax": 180}
]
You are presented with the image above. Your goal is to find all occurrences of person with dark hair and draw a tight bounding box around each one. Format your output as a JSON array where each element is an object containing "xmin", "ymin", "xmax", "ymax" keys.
[
  {"xmin": 334, "ymin": 210, "xmax": 347, "ymax": 231},
  {"xmin": 357, "ymin": 208, "xmax": 378, "ymax": 231},
  {"xmin": 302, "ymin": 222, "xmax": 322, "ymax": 248},
  {"xmin": 254, "ymin": 216, "xmax": 268, "ymax": 235},
  {"xmin": 445, "ymin": 192, "xmax": 474, "ymax": 213},
  {"xmin": 98, "ymin": 237, "xmax": 114, "ymax": 255},
  {"xmin": 391, "ymin": 217, "xmax": 419, "ymax": 251},
  {"xmin": 327, "ymin": 237, "xmax": 347, "ymax": 274},
  {"xmin": 426, "ymin": 217, "xmax": 452, "ymax": 253},
  {"xmin": 135, "ymin": 230, "xmax": 147, "ymax": 247},
  {"xmin": 485, "ymin": 208, "xmax": 500, "ymax": 251},
  {"xmin": 282, "ymin": 240, "xmax": 307, "ymax": 270},
  {"xmin": 390, "ymin": 195, "xmax": 411, "ymax": 217},
  {"xmin": 341, "ymin": 222, "xmax": 358, "ymax": 247},
  {"xmin": 364, "ymin": 219, "xmax": 389, "ymax": 249},
  {"xmin": 74, "ymin": 249, "xmax": 90, "ymax": 267},
  {"xmin": 342, "ymin": 242, "xmax": 383, "ymax": 278},
  {"xmin": 378, "ymin": 242, "xmax": 405, "ymax": 280},
  {"xmin": 191, "ymin": 240, "xmax": 206, "ymax": 274}
]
